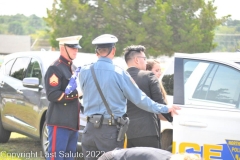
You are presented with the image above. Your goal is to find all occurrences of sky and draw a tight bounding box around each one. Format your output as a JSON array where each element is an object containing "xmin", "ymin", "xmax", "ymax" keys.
[{"xmin": 0, "ymin": 0, "xmax": 239, "ymax": 20}]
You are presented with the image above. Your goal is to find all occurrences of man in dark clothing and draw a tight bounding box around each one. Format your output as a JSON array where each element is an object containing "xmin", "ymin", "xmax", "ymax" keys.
[
  {"xmin": 44, "ymin": 35, "xmax": 82, "ymax": 160},
  {"xmin": 123, "ymin": 45, "xmax": 172, "ymax": 148},
  {"xmin": 98, "ymin": 147, "xmax": 172, "ymax": 160}
]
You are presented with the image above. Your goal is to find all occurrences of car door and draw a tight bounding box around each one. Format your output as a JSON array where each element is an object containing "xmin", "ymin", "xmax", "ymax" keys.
[
  {"xmin": 1, "ymin": 57, "xmax": 31, "ymax": 131},
  {"xmin": 20, "ymin": 57, "xmax": 45, "ymax": 135},
  {"xmin": 0, "ymin": 58, "xmax": 16, "ymax": 125},
  {"xmin": 173, "ymin": 56, "xmax": 240, "ymax": 160}
]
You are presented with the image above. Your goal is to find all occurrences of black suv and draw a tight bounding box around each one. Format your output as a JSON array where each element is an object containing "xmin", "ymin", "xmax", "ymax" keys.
[{"xmin": 0, "ymin": 51, "xmax": 97, "ymax": 155}]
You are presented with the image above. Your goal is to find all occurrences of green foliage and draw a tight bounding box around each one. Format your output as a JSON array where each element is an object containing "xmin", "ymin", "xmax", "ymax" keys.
[
  {"xmin": 213, "ymin": 19, "xmax": 240, "ymax": 52},
  {"xmin": 44, "ymin": 0, "xmax": 95, "ymax": 51},
  {"xmin": 0, "ymin": 14, "xmax": 47, "ymax": 35},
  {"xmin": 8, "ymin": 22, "xmax": 25, "ymax": 35},
  {"xmin": 44, "ymin": 0, "xmax": 227, "ymax": 56}
]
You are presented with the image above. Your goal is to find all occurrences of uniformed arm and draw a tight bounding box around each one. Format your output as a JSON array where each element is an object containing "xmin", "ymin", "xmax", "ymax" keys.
[
  {"xmin": 120, "ymin": 71, "xmax": 169, "ymax": 114},
  {"xmin": 44, "ymin": 66, "xmax": 79, "ymax": 103}
]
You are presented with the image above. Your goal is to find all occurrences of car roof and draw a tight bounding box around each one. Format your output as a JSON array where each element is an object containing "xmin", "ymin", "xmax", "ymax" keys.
[
  {"xmin": 3, "ymin": 51, "xmax": 96, "ymax": 61},
  {"xmin": 174, "ymin": 52, "xmax": 240, "ymax": 63},
  {"xmin": 2, "ymin": 51, "xmax": 127, "ymax": 71},
  {"xmin": 2, "ymin": 51, "xmax": 98, "ymax": 73},
  {"xmin": 3, "ymin": 51, "xmax": 98, "ymax": 65},
  {"xmin": 174, "ymin": 52, "xmax": 240, "ymax": 71}
]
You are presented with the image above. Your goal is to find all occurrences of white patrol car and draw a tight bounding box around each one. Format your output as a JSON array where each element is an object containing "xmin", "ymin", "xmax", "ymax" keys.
[{"xmin": 167, "ymin": 52, "xmax": 240, "ymax": 160}]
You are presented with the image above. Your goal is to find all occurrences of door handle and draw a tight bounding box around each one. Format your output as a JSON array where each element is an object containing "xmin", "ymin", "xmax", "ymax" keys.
[
  {"xmin": 179, "ymin": 121, "xmax": 207, "ymax": 128},
  {"xmin": 16, "ymin": 89, "xmax": 23, "ymax": 94}
]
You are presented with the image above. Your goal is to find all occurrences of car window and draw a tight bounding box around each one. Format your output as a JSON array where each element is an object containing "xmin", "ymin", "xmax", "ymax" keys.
[
  {"xmin": 185, "ymin": 59, "xmax": 240, "ymax": 108},
  {"xmin": 5, "ymin": 59, "xmax": 15, "ymax": 75},
  {"xmin": 25, "ymin": 58, "xmax": 42, "ymax": 84},
  {"xmin": 183, "ymin": 60, "xmax": 199, "ymax": 83},
  {"xmin": 162, "ymin": 59, "xmax": 174, "ymax": 96},
  {"xmin": 235, "ymin": 62, "xmax": 240, "ymax": 65},
  {"xmin": 10, "ymin": 57, "xmax": 31, "ymax": 81}
]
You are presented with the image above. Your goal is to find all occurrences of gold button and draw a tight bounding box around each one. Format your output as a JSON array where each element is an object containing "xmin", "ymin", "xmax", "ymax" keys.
[
  {"xmin": 71, "ymin": 95, "xmax": 73, "ymax": 97},
  {"xmin": 68, "ymin": 62, "xmax": 70, "ymax": 64},
  {"xmin": 64, "ymin": 103, "xmax": 67, "ymax": 106},
  {"xmin": 67, "ymin": 96, "xmax": 68, "ymax": 98}
]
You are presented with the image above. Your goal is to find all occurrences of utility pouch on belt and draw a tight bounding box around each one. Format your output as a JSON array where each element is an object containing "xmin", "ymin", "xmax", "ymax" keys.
[
  {"xmin": 92, "ymin": 115, "xmax": 103, "ymax": 128},
  {"xmin": 117, "ymin": 117, "xmax": 130, "ymax": 141}
]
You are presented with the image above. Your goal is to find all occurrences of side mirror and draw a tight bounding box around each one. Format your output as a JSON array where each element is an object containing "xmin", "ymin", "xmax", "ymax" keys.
[{"xmin": 23, "ymin": 77, "xmax": 41, "ymax": 89}]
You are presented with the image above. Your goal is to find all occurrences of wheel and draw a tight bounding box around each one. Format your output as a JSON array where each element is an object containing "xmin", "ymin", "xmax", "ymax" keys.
[
  {"xmin": 160, "ymin": 129, "xmax": 173, "ymax": 151},
  {"xmin": 41, "ymin": 121, "xmax": 49, "ymax": 157},
  {"xmin": 0, "ymin": 115, "xmax": 11, "ymax": 143}
]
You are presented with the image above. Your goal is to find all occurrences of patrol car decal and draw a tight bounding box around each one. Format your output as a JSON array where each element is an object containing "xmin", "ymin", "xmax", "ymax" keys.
[
  {"xmin": 226, "ymin": 140, "xmax": 240, "ymax": 160},
  {"xmin": 182, "ymin": 140, "xmax": 240, "ymax": 160},
  {"xmin": 49, "ymin": 74, "xmax": 59, "ymax": 86}
]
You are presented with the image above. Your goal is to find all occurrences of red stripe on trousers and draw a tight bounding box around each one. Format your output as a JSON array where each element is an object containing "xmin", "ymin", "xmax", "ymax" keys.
[{"xmin": 51, "ymin": 126, "xmax": 57, "ymax": 160}]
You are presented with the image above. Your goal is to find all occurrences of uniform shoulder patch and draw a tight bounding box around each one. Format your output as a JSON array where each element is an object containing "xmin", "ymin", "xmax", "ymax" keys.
[{"xmin": 49, "ymin": 74, "xmax": 59, "ymax": 86}]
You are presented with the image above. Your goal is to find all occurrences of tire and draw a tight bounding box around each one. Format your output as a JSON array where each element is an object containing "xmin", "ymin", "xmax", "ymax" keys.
[
  {"xmin": 161, "ymin": 129, "xmax": 173, "ymax": 151},
  {"xmin": 41, "ymin": 121, "xmax": 49, "ymax": 157},
  {"xmin": 0, "ymin": 115, "xmax": 11, "ymax": 143}
]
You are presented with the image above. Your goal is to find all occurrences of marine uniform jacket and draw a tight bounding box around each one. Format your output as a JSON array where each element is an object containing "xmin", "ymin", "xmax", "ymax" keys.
[
  {"xmin": 44, "ymin": 56, "xmax": 80, "ymax": 131},
  {"xmin": 126, "ymin": 67, "xmax": 165, "ymax": 139}
]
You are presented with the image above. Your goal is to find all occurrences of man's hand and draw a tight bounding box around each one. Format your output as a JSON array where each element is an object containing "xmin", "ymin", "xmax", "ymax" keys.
[{"xmin": 168, "ymin": 105, "xmax": 181, "ymax": 117}]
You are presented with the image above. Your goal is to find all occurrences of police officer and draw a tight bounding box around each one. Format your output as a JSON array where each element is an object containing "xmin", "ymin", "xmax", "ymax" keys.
[
  {"xmin": 79, "ymin": 34, "xmax": 180, "ymax": 160},
  {"xmin": 44, "ymin": 35, "xmax": 82, "ymax": 160}
]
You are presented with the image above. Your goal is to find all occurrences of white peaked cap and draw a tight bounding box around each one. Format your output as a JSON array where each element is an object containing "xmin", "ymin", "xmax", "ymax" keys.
[
  {"xmin": 92, "ymin": 34, "xmax": 118, "ymax": 45},
  {"xmin": 56, "ymin": 35, "xmax": 82, "ymax": 48}
]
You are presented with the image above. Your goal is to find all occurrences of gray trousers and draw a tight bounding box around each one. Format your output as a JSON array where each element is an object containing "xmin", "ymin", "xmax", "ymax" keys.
[{"xmin": 82, "ymin": 122, "xmax": 124, "ymax": 160}]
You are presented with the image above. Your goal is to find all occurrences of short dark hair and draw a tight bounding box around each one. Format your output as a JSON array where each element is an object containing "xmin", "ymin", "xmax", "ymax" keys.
[{"xmin": 123, "ymin": 45, "xmax": 146, "ymax": 63}]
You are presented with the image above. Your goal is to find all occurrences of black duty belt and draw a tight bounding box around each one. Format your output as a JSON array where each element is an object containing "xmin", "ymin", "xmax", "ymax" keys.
[{"xmin": 87, "ymin": 116, "xmax": 117, "ymax": 126}]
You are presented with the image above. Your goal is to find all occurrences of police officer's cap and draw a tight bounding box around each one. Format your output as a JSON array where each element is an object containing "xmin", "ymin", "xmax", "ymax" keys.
[
  {"xmin": 56, "ymin": 35, "xmax": 82, "ymax": 49},
  {"xmin": 92, "ymin": 34, "xmax": 118, "ymax": 48}
]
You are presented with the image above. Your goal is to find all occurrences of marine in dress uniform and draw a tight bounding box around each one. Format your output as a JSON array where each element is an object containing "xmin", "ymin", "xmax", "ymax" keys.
[
  {"xmin": 44, "ymin": 35, "xmax": 82, "ymax": 160},
  {"xmin": 79, "ymin": 34, "xmax": 180, "ymax": 160}
]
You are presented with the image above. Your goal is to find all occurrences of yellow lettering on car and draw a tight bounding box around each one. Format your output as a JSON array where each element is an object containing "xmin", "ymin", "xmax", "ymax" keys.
[
  {"xmin": 172, "ymin": 142, "xmax": 176, "ymax": 154},
  {"xmin": 232, "ymin": 147, "xmax": 240, "ymax": 153},
  {"xmin": 229, "ymin": 141, "xmax": 240, "ymax": 146},
  {"xmin": 203, "ymin": 144, "xmax": 222, "ymax": 159},
  {"xmin": 175, "ymin": 142, "xmax": 223, "ymax": 159},
  {"xmin": 236, "ymin": 154, "xmax": 239, "ymax": 160},
  {"xmin": 179, "ymin": 142, "xmax": 201, "ymax": 153}
]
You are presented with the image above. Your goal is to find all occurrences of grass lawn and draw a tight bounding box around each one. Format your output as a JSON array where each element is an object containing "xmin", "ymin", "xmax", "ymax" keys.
[{"xmin": 0, "ymin": 133, "xmax": 44, "ymax": 160}]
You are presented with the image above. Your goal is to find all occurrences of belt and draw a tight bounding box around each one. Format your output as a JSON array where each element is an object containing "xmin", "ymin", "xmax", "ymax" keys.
[{"xmin": 87, "ymin": 117, "xmax": 118, "ymax": 126}]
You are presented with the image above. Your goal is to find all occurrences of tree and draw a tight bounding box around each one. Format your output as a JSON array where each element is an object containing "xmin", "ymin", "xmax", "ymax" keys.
[
  {"xmin": 8, "ymin": 22, "xmax": 25, "ymax": 35},
  {"xmin": 44, "ymin": 0, "xmax": 96, "ymax": 51},
  {"xmin": 45, "ymin": 0, "xmax": 226, "ymax": 56},
  {"xmin": 0, "ymin": 14, "xmax": 47, "ymax": 36}
]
